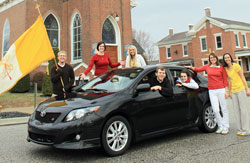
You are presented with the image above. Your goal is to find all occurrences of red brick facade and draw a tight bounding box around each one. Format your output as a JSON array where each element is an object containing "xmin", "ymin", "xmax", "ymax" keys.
[
  {"xmin": 0, "ymin": 0, "xmax": 133, "ymax": 80},
  {"xmin": 158, "ymin": 9, "xmax": 250, "ymax": 77}
]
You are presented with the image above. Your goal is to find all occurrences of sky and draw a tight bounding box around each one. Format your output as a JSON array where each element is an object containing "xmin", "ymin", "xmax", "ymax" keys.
[{"xmin": 131, "ymin": 0, "xmax": 250, "ymax": 44}]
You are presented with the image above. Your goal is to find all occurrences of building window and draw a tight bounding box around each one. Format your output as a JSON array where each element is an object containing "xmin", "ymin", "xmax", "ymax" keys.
[
  {"xmin": 214, "ymin": 34, "xmax": 222, "ymax": 49},
  {"xmin": 245, "ymin": 58, "xmax": 250, "ymax": 72},
  {"xmin": 166, "ymin": 47, "xmax": 171, "ymax": 58},
  {"xmin": 238, "ymin": 58, "xmax": 242, "ymax": 67},
  {"xmin": 203, "ymin": 60, "xmax": 208, "ymax": 75},
  {"xmin": 242, "ymin": 34, "xmax": 247, "ymax": 48},
  {"xmin": 200, "ymin": 36, "xmax": 207, "ymax": 52},
  {"xmin": 102, "ymin": 19, "xmax": 116, "ymax": 44},
  {"xmin": 44, "ymin": 14, "xmax": 59, "ymax": 50},
  {"xmin": 2, "ymin": 19, "xmax": 10, "ymax": 57},
  {"xmin": 235, "ymin": 33, "xmax": 240, "ymax": 48},
  {"xmin": 71, "ymin": 13, "xmax": 82, "ymax": 61},
  {"xmin": 183, "ymin": 44, "xmax": 188, "ymax": 56}
]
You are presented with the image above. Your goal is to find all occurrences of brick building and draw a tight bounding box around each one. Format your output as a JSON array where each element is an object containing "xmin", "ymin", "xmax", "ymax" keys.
[
  {"xmin": 157, "ymin": 8, "xmax": 250, "ymax": 77},
  {"xmin": 0, "ymin": 0, "xmax": 136, "ymax": 79}
]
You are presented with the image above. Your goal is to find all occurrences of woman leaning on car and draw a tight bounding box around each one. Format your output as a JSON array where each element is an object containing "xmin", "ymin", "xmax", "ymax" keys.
[
  {"xmin": 80, "ymin": 41, "xmax": 125, "ymax": 79},
  {"xmin": 185, "ymin": 53, "xmax": 230, "ymax": 135}
]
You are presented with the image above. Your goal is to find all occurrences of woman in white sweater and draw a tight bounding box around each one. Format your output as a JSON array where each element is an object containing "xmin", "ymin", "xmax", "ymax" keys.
[
  {"xmin": 125, "ymin": 45, "xmax": 146, "ymax": 68},
  {"xmin": 176, "ymin": 69, "xmax": 199, "ymax": 89}
]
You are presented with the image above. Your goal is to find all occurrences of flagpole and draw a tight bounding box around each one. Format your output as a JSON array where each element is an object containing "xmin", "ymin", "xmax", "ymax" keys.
[{"xmin": 35, "ymin": 4, "xmax": 66, "ymax": 98}]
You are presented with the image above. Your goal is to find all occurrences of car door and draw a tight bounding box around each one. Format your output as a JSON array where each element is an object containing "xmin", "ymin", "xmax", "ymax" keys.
[
  {"xmin": 132, "ymin": 69, "xmax": 185, "ymax": 135},
  {"xmin": 168, "ymin": 68, "xmax": 201, "ymax": 122}
]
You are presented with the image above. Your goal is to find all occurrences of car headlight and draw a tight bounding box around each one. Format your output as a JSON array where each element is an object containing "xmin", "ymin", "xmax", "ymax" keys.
[{"xmin": 65, "ymin": 106, "xmax": 100, "ymax": 122}]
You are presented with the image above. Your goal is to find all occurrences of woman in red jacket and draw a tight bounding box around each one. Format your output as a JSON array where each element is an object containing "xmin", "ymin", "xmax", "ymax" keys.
[
  {"xmin": 185, "ymin": 53, "xmax": 230, "ymax": 135},
  {"xmin": 80, "ymin": 41, "xmax": 125, "ymax": 79}
]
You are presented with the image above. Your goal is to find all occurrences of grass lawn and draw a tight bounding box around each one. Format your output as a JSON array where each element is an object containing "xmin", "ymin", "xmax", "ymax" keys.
[
  {"xmin": 0, "ymin": 92, "xmax": 49, "ymax": 108},
  {"xmin": 248, "ymin": 81, "xmax": 250, "ymax": 88}
]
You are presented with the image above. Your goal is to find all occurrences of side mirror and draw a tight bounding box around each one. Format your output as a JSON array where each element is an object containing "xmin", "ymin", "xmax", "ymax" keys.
[{"xmin": 136, "ymin": 83, "xmax": 150, "ymax": 92}]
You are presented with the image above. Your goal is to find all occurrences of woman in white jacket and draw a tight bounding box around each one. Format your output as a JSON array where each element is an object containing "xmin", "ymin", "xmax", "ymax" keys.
[
  {"xmin": 176, "ymin": 69, "xmax": 199, "ymax": 89},
  {"xmin": 125, "ymin": 45, "xmax": 146, "ymax": 68}
]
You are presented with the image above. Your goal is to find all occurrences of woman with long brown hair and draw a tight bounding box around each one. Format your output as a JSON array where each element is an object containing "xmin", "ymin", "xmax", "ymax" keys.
[{"xmin": 185, "ymin": 53, "xmax": 229, "ymax": 135}]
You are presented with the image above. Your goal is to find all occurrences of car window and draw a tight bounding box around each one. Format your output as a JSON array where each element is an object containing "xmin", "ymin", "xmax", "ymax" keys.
[
  {"xmin": 139, "ymin": 71, "xmax": 156, "ymax": 85},
  {"xmin": 169, "ymin": 69, "xmax": 182, "ymax": 86},
  {"xmin": 169, "ymin": 68, "xmax": 201, "ymax": 86}
]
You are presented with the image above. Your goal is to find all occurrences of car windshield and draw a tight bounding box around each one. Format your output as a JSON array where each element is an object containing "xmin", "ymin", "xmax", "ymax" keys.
[{"xmin": 80, "ymin": 68, "xmax": 143, "ymax": 92}]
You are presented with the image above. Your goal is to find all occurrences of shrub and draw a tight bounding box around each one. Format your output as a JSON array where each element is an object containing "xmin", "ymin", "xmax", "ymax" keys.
[
  {"xmin": 48, "ymin": 48, "xmax": 59, "ymax": 73},
  {"xmin": 10, "ymin": 74, "xmax": 30, "ymax": 93},
  {"xmin": 41, "ymin": 48, "xmax": 59, "ymax": 96},
  {"xmin": 33, "ymin": 72, "xmax": 44, "ymax": 90},
  {"xmin": 42, "ymin": 73, "xmax": 53, "ymax": 96}
]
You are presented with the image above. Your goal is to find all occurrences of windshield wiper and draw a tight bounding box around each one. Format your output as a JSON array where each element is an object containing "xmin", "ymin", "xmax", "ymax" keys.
[{"xmin": 85, "ymin": 88, "xmax": 108, "ymax": 92}]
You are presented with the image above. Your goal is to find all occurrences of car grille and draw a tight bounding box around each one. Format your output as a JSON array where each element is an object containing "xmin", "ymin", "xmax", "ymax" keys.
[
  {"xmin": 29, "ymin": 132, "xmax": 55, "ymax": 144},
  {"xmin": 35, "ymin": 111, "xmax": 61, "ymax": 123}
]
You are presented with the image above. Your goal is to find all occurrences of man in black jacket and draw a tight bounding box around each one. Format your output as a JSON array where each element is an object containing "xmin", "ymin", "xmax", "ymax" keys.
[
  {"xmin": 50, "ymin": 50, "xmax": 75, "ymax": 99},
  {"xmin": 150, "ymin": 66, "xmax": 173, "ymax": 96}
]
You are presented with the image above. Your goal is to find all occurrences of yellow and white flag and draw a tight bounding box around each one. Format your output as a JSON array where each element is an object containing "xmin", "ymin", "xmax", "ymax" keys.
[{"xmin": 0, "ymin": 15, "xmax": 55, "ymax": 95}]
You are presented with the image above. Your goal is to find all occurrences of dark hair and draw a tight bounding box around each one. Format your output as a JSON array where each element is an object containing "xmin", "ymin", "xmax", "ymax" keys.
[
  {"xmin": 96, "ymin": 41, "xmax": 106, "ymax": 51},
  {"xmin": 180, "ymin": 69, "xmax": 190, "ymax": 78},
  {"xmin": 156, "ymin": 66, "xmax": 166, "ymax": 73},
  {"xmin": 222, "ymin": 53, "xmax": 234, "ymax": 67},
  {"xmin": 208, "ymin": 53, "xmax": 220, "ymax": 66}
]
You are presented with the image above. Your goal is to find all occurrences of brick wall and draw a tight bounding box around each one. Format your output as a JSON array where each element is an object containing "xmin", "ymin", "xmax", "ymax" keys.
[{"xmin": 0, "ymin": 0, "xmax": 132, "ymax": 81}]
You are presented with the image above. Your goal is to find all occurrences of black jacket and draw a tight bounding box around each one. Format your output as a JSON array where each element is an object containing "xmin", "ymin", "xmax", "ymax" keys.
[
  {"xmin": 149, "ymin": 77, "xmax": 173, "ymax": 96},
  {"xmin": 50, "ymin": 63, "xmax": 75, "ymax": 97}
]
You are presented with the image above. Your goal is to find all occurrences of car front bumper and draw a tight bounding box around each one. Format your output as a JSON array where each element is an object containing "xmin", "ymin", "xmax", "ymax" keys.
[{"xmin": 27, "ymin": 117, "xmax": 102, "ymax": 149}]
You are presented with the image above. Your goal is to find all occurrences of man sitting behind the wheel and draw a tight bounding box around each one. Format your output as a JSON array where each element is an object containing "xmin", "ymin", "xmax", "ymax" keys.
[{"xmin": 150, "ymin": 66, "xmax": 173, "ymax": 96}]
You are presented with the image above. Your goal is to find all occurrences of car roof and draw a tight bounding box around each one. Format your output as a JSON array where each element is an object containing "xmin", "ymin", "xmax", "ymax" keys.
[{"xmin": 142, "ymin": 64, "xmax": 185, "ymax": 70}]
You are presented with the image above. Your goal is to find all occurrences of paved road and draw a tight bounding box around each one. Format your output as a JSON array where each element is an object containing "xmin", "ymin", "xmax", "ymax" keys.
[{"xmin": 1, "ymin": 99, "xmax": 250, "ymax": 163}]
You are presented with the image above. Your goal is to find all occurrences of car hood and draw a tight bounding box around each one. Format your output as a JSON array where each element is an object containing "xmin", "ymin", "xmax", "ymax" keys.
[{"xmin": 36, "ymin": 92, "xmax": 116, "ymax": 113}]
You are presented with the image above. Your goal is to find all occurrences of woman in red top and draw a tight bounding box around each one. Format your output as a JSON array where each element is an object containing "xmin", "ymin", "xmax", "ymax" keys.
[
  {"xmin": 185, "ymin": 53, "xmax": 230, "ymax": 135},
  {"xmin": 80, "ymin": 41, "xmax": 125, "ymax": 79}
]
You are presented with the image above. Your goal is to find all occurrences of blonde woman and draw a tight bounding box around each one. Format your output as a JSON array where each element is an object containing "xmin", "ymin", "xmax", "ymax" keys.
[{"xmin": 125, "ymin": 45, "xmax": 146, "ymax": 68}]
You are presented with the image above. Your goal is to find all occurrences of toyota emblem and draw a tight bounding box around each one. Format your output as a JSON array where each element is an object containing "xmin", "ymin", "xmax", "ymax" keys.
[{"xmin": 40, "ymin": 111, "xmax": 46, "ymax": 117}]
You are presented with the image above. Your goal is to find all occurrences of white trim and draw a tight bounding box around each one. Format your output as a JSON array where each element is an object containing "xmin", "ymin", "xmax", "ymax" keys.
[
  {"xmin": 235, "ymin": 53, "xmax": 250, "ymax": 57},
  {"xmin": 2, "ymin": 19, "xmax": 10, "ymax": 58},
  {"xmin": 157, "ymin": 39, "xmax": 192, "ymax": 47},
  {"xmin": 73, "ymin": 62, "xmax": 94, "ymax": 75},
  {"xmin": 214, "ymin": 33, "xmax": 223, "ymax": 50},
  {"xmin": 242, "ymin": 33, "xmax": 248, "ymax": 48},
  {"xmin": 199, "ymin": 36, "xmax": 207, "ymax": 52},
  {"xmin": 234, "ymin": 32, "xmax": 240, "ymax": 48},
  {"xmin": 0, "ymin": 0, "xmax": 24, "ymax": 13},
  {"xmin": 201, "ymin": 58, "xmax": 209, "ymax": 76},
  {"xmin": 166, "ymin": 46, "xmax": 171, "ymax": 59},
  {"xmin": 70, "ymin": 59, "xmax": 82, "ymax": 64},
  {"xmin": 187, "ymin": 16, "xmax": 250, "ymax": 37},
  {"xmin": 41, "ymin": 62, "xmax": 49, "ymax": 66},
  {"xmin": 43, "ymin": 13, "xmax": 61, "ymax": 50},
  {"xmin": 182, "ymin": 43, "xmax": 188, "ymax": 57},
  {"xmin": 71, "ymin": 12, "xmax": 82, "ymax": 62}
]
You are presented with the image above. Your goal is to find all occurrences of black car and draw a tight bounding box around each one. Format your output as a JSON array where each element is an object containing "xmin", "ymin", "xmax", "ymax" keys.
[{"xmin": 27, "ymin": 65, "xmax": 216, "ymax": 156}]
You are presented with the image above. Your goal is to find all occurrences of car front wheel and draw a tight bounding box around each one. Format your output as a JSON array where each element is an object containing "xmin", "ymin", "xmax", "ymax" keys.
[
  {"xmin": 199, "ymin": 105, "xmax": 217, "ymax": 133},
  {"xmin": 102, "ymin": 116, "xmax": 132, "ymax": 156}
]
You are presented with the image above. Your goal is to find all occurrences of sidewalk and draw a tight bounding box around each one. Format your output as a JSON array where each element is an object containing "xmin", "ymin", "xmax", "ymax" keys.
[{"xmin": 0, "ymin": 106, "xmax": 34, "ymax": 126}]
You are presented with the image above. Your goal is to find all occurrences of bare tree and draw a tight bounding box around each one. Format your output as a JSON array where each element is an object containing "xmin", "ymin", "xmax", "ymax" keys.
[{"xmin": 132, "ymin": 29, "xmax": 158, "ymax": 61}]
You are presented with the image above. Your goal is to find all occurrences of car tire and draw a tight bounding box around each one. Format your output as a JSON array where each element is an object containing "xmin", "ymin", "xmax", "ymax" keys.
[
  {"xmin": 102, "ymin": 116, "xmax": 132, "ymax": 156},
  {"xmin": 198, "ymin": 105, "xmax": 217, "ymax": 133}
]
